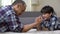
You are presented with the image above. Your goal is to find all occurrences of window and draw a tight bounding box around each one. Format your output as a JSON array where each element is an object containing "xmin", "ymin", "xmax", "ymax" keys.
[{"xmin": 1, "ymin": 0, "xmax": 15, "ymax": 6}]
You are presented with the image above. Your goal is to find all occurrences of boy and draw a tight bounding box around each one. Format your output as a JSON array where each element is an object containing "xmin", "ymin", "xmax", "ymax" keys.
[{"xmin": 37, "ymin": 6, "xmax": 58, "ymax": 31}]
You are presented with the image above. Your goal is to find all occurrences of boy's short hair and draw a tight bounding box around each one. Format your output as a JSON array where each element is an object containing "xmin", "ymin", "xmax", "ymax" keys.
[{"xmin": 41, "ymin": 6, "xmax": 54, "ymax": 14}]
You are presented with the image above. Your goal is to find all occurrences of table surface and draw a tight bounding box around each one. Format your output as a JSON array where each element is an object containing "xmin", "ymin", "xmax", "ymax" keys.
[{"xmin": 0, "ymin": 29, "xmax": 60, "ymax": 34}]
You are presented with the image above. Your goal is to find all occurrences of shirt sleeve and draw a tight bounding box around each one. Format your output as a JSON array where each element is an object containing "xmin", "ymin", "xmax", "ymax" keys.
[
  {"xmin": 49, "ymin": 17, "xmax": 57, "ymax": 30},
  {"xmin": 6, "ymin": 14, "xmax": 24, "ymax": 32}
]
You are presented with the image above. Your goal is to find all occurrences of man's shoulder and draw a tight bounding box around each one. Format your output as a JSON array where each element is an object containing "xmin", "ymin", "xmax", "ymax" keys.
[
  {"xmin": 1, "ymin": 5, "xmax": 12, "ymax": 11},
  {"xmin": 0, "ymin": 5, "xmax": 12, "ymax": 15}
]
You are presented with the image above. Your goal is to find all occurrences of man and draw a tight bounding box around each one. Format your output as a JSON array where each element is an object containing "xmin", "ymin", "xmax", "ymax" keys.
[
  {"xmin": 0, "ymin": 0, "xmax": 42, "ymax": 32},
  {"xmin": 37, "ymin": 6, "xmax": 58, "ymax": 31}
]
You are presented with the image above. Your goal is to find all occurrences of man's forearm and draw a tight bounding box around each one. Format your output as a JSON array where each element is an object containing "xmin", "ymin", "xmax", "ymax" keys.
[{"xmin": 22, "ymin": 22, "xmax": 39, "ymax": 32}]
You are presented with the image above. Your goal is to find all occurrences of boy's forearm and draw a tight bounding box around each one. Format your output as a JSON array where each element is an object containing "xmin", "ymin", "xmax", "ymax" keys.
[
  {"xmin": 36, "ymin": 24, "xmax": 41, "ymax": 31},
  {"xmin": 42, "ymin": 27, "xmax": 49, "ymax": 31}
]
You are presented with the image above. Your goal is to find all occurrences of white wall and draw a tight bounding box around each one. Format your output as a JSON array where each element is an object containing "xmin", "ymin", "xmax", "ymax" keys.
[
  {"xmin": 23, "ymin": 0, "xmax": 31, "ymax": 11},
  {"xmin": 2, "ymin": 0, "xmax": 11, "ymax": 6}
]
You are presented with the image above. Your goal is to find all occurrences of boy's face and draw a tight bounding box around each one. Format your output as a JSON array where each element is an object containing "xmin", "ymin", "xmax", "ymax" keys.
[{"xmin": 42, "ymin": 13, "xmax": 52, "ymax": 20}]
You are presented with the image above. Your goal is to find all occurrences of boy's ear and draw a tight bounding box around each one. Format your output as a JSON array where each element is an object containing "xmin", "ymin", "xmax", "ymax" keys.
[{"xmin": 50, "ymin": 13, "xmax": 52, "ymax": 15}]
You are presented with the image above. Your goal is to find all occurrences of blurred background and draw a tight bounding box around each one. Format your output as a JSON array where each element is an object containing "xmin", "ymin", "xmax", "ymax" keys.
[
  {"xmin": 0, "ymin": 0, "xmax": 60, "ymax": 33},
  {"xmin": 0, "ymin": 0, "xmax": 60, "ymax": 17}
]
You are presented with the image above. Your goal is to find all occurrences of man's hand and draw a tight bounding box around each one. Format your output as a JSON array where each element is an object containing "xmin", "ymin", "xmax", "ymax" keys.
[
  {"xmin": 35, "ymin": 16, "xmax": 43, "ymax": 24},
  {"xmin": 35, "ymin": 16, "xmax": 43, "ymax": 31}
]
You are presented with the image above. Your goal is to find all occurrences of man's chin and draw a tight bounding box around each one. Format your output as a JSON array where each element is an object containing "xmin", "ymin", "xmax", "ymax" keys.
[
  {"xmin": 19, "ymin": 13, "xmax": 23, "ymax": 15},
  {"xmin": 18, "ymin": 12, "xmax": 24, "ymax": 15},
  {"xmin": 19, "ymin": 13, "xmax": 22, "ymax": 15}
]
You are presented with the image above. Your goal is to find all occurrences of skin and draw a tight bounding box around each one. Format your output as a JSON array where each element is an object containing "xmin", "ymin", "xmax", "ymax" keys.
[
  {"xmin": 13, "ymin": 3, "xmax": 26, "ymax": 16},
  {"xmin": 42, "ymin": 13, "xmax": 52, "ymax": 20},
  {"xmin": 12, "ymin": 3, "xmax": 43, "ymax": 32},
  {"xmin": 36, "ymin": 13, "xmax": 52, "ymax": 31}
]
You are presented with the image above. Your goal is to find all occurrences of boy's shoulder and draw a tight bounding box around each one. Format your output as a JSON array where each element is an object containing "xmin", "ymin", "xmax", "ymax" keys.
[{"xmin": 51, "ymin": 15, "xmax": 57, "ymax": 21}]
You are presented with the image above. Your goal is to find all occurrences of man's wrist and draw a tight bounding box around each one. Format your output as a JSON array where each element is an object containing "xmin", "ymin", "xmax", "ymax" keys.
[{"xmin": 34, "ymin": 22, "xmax": 39, "ymax": 25}]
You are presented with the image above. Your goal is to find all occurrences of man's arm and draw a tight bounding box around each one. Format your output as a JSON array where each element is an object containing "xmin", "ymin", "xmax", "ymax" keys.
[
  {"xmin": 22, "ymin": 16, "xmax": 43, "ymax": 32},
  {"xmin": 22, "ymin": 22, "xmax": 39, "ymax": 32}
]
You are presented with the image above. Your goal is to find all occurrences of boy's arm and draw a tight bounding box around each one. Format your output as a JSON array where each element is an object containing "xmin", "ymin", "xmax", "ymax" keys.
[
  {"xmin": 36, "ymin": 23, "xmax": 49, "ymax": 31},
  {"xmin": 42, "ymin": 27, "xmax": 49, "ymax": 31},
  {"xmin": 36, "ymin": 24, "xmax": 41, "ymax": 31}
]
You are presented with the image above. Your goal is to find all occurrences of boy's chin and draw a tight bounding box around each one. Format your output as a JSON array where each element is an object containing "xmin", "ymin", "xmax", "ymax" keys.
[{"xmin": 44, "ymin": 18, "xmax": 48, "ymax": 20}]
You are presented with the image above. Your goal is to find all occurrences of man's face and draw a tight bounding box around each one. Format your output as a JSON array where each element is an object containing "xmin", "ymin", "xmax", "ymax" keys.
[
  {"xmin": 42, "ymin": 13, "xmax": 52, "ymax": 20},
  {"xmin": 14, "ymin": 3, "xmax": 26, "ymax": 15}
]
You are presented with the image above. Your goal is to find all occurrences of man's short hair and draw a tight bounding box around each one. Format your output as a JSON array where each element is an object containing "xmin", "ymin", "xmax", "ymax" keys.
[
  {"xmin": 12, "ymin": 0, "xmax": 26, "ymax": 6},
  {"xmin": 41, "ymin": 6, "xmax": 54, "ymax": 14}
]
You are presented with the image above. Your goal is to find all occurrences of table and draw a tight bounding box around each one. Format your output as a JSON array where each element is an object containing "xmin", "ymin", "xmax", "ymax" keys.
[{"xmin": 0, "ymin": 29, "xmax": 60, "ymax": 34}]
